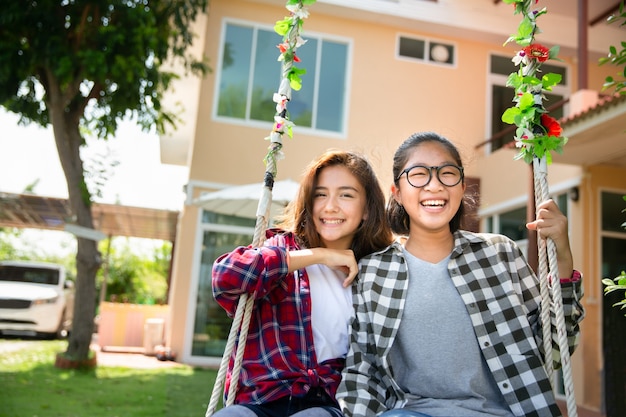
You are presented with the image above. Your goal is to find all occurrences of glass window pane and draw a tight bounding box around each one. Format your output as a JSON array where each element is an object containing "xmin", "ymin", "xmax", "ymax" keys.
[
  {"xmin": 316, "ymin": 41, "xmax": 347, "ymax": 132},
  {"xmin": 250, "ymin": 29, "xmax": 282, "ymax": 122},
  {"xmin": 191, "ymin": 229, "xmax": 253, "ymax": 357},
  {"xmin": 500, "ymin": 206, "xmax": 528, "ymax": 241},
  {"xmin": 556, "ymin": 193, "xmax": 568, "ymax": 217},
  {"xmin": 217, "ymin": 24, "xmax": 253, "ymax": 118},
  {"xmin": 216, "ymin": 22, "xmax": 347, "ymax": 134},
  {"xmin": 543, "ymin": 92, "xmax": 564, "ymax": 119},
  {"xmin": 290, "ymin": 38, "xmax": 317, "ymax": 128},
  {"xmin": 490, "ymin": 55, "xmax": 515, "ymax": 76},
  {"xmin": 602, "ymin": 192, "xmax": 626, "ymax": 233},
  {"xmin": 399, "ymin": 37, "xmax": 425, "ymax": 60},
  {"xmin": 491, "ymin": 84, "xmax": 515, "ymax": 150},
  {"xmin": 201, "ymin": 211, "xmax": 257, "ymax": 227}
]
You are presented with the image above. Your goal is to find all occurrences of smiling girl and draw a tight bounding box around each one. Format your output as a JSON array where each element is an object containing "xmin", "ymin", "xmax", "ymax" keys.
[
  {"xmin": 337, "ymin": 131, "xmax": 585, "ymax": 417},
  {"xmin": 212, "ymin": 150, "xmax": 393, "ymax": 417}
]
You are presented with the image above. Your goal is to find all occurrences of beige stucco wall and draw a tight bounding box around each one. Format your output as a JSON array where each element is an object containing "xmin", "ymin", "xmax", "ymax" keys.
[
  {"xmin": 188, "ymin": 0, "xmax": 520, "ymax": 191},
  {"xmin": 165, "ymin": 1, "xmax": 621, "ymax": 410},
  {"xmin": 166, "ymin": 200, "xmax": 202, "ymax": 358}
]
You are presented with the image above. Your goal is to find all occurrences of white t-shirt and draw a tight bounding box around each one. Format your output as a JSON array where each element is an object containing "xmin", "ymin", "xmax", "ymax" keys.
[{"xmin": 306, "ymin": 263, "xmax": 354, "ymax": 363}]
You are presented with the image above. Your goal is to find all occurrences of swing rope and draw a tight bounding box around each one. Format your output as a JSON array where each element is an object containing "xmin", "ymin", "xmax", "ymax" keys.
[
  {"xmin": 205, "ymin": 2, "xmax": 315, "ymax": 415},
  {"xmin": 535, "ymin": 160, "xmax": 555, "ymax": 384},
  {"xmin": 206, "ymin": 1, "xmax": 578, "ymax": 416},
  {"xmin": 534, "ymin": 158, "xmax": 577, "ymax": 416},
  {"xmin": 503, "ymin": 1, "xmax": 577, "ymax": 415}
]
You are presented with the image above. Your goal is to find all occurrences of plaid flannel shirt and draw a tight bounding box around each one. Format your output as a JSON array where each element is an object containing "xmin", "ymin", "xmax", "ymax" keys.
[
  {"xmin": 212, "ymin": 229, "xmax": 344, "ymax": 406},
  {"xmin": 336, "ymin": 230, "xmax": 584, "ymax": 417}
]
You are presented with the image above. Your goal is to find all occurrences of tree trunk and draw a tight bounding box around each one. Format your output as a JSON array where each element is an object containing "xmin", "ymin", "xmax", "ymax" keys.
[{"xmin": 47, "ymin": 86, "xmax": 102, "ymax": 362}]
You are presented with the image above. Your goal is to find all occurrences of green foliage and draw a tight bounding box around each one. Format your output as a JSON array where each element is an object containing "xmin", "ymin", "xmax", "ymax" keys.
[
  {"xmin": 0, "ymin": 229, "xmax": 170, "ymax": 305},
  {"xmin": 500, "ymin": 0, "xmax": 568, "ymax": 165},
  {"xmin": 503, "ymin": 0, "xmax": 548, "ymax": 46},
  {"xmin": 602, "ymin": 271, "xmax": 626, "ymax": 314},
  {"xmin": 99, "ymin": 238, "xmax": 171, "ymax": 305},
  {"xmin": 0, "ymin": 0, "xmax": 209, "ymax": 136},
  {"xmin": 0, "ymin": 229, "xmax": 77, "ymax": 276},
  {"xmin": 0, "ymin": 228, "xmax": 23, "ymax": 260},
  {"xmin": 598, "ymin": 1, "xmax": 626, "ymax": 95},
  {"xmin": 263, "ymin": 1, "xmax": 316, "ymax": 175},
  {"xmin": 274, "ymin": 2, "xmax": 313, "ymax": 92},
  {"xmin": 0, "ymin": 340, "xmax": 217, "ymax": 417}
]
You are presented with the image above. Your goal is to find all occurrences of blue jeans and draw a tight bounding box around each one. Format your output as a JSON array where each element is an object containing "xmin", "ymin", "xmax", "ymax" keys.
[{"xmin": 380, "ymin": 410, "xmax": 432, "ymax": 417}]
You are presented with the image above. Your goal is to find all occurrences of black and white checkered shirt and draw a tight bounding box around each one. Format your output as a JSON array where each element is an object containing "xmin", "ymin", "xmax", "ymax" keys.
[{"xmin": 337, "ymin": 230, "xmax": 584, "ymax": 417}]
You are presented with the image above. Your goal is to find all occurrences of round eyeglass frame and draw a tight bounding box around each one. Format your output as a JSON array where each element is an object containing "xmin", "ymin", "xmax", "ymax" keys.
[{"xmin": 396, "ymin": 164, "xmax": 464, "ymax": 188}]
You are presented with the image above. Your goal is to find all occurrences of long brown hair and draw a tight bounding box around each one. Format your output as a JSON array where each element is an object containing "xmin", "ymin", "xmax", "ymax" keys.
[{"xmin": 277, "ymin": 150, "xmax": 392, "ymax": 260}]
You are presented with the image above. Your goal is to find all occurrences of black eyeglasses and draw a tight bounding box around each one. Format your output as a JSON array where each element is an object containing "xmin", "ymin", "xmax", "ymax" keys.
[{"xmin": 396, "ymin": 164, "xmax": 464, "ymax": 188}]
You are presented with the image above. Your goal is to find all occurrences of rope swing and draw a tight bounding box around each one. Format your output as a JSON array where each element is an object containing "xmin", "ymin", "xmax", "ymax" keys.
[
  {"xmin": 206, "ymin": 1, "xmax": 577, "ymax": 415},
  {"xmin": 502, "ymin": 1, "xmax": 576, "ymax": 415},
  {"xmin": 205, "ymin": 1, "xmax": 316, "ymax": 415}
]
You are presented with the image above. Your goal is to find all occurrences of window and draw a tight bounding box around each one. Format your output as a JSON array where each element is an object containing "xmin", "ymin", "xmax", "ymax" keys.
[
  {"xmin": 397, "ymin": 35, "xmax": 455, "ymax": 66},
  {"xmin": 484, "ymin": 204, "xmax": 530, "ymax": 255},
  {"xmin": 215, "ymin": 21, "xmax": 350, "ymax": 135},
  {"xmin": 483, "ymin": 193, "xmax": 569, "ymax": 257},
  {"xmin": 488, "ymin": 54, "xmax": 569, "ymax": 152}
]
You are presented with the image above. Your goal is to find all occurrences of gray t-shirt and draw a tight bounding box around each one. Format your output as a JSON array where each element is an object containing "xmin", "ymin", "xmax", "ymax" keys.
[{"xmin": 387, "ymin": 248, "xmax": 513, "ymax": 417}]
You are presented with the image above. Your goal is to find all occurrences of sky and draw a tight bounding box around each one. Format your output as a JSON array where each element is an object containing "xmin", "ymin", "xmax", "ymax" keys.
[
  {"xmin": 0, "ymin": 109, "xmax": 189, "ymax": 211},
  {"xmin": 0, "ymin": 108, "xmax": 190, "ymax": 256}
]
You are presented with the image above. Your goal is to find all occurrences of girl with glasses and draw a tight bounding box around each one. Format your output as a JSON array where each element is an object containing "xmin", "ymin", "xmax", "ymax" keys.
[
  {"xmin": 212, "ymin": 150, "xmax": 393, "ymax": 417},
  {"xmin": 336, "ymin": 131, "xmax": 585, "ymax": 417}
]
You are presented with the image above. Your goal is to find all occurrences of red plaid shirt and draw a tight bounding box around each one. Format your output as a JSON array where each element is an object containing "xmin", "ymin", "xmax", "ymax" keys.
[{"xmin": 212, "ymin": 229, "xmax": 344, "ymax": 405}]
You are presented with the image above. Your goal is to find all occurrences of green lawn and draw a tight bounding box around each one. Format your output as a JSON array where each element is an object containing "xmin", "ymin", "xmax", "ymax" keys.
[{"xmin": 0, "ymin": 339, "xmax": 219, "ymax": 417}]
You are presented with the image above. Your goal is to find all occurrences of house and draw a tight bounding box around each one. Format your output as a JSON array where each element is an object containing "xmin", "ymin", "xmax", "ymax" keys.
[{"xmin": 161, "ymin": 0, "xmax": 626, "ymax": 414}]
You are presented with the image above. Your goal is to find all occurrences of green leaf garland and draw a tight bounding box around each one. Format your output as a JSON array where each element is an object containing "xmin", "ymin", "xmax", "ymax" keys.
[{"xmin": 501, "ymin": 0, "xmax": 568, "ymax": 164}]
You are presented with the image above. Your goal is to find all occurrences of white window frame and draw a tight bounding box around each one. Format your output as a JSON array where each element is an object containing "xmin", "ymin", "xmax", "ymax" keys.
[
  {"xmin": 396, "ymin": 34, "xmax": 457, "ymax": 68},
  {"xmin": 212, "ymin": 18, "xmax": 352, "ymax": 139}
]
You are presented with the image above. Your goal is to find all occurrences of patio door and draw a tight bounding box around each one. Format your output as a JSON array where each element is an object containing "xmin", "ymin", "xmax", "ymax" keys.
[
  {"xmin": 191, "ymin": 211, "xmax": 254, "ymax": 357},
  {"xmin": 601, "ymin": 191, "xmax": 626, "ymax": 416}
]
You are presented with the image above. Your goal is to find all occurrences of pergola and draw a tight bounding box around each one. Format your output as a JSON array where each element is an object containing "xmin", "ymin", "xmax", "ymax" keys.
[{"xmin": 0, "ymin": 191, "xmax": 178, "ymax": 242}]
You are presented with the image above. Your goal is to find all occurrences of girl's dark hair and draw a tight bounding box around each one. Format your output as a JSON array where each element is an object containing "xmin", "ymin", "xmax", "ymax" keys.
[
  {"xmin": 277, "ymin": 149, "xmax": 393, "ymax": 260},
  {"xmin": 387, "ymin": 131, "xmax": 467, "ymax": 235}
]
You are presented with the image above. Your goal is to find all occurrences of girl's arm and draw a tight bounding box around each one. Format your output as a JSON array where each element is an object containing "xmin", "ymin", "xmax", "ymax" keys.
[{"xmin": 288, "ymin": 247, "xmax": 358, "ymax": 287}]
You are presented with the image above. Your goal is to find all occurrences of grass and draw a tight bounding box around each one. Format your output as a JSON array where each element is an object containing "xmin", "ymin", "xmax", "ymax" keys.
[{"xmin": 0, "ymin": 339, "xmax": 219, "ymax": 417}]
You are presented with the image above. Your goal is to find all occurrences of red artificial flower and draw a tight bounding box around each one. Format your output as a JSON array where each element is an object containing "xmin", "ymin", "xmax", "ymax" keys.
[
  {"xmin": 523, "ymin": 43, "xmax": 550, "ymax": 63},
  {"xmin": 541, "ymin": 114, "xmax": 562, "ymax": 137},
  {"xmin": 277, "ymin": 42, "xmax": 300, "ymax": 62}
]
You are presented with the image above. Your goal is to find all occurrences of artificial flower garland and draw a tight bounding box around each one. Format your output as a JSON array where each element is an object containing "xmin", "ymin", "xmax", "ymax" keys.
[
  {"xmin": 503, "ymin": 4, "xmax": 579, "ymax": 417},
  {"xmin": 263, "ymin": 0, "xmax": 316, "ymax": 174},
  {"xmin": 206, "ymin": 5, "xmax": 318, "ymax": 414},
  {"xmin": 501, "ymin": 0, "xmax": 568, "ymax": 164}
]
